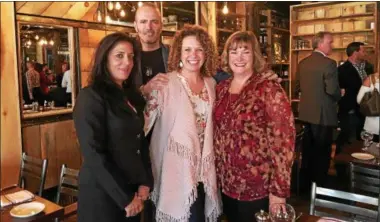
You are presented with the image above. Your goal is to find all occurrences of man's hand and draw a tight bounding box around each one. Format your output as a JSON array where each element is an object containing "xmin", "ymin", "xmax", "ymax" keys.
[
  {"xmin": 125, "ymin": 193, "xmax": 144, "ymax": 217},
  {"xmin": 137, "ymin": 185, "xmax": 150, "ymax": 201},
  {"xmin": 262, "ymin": 70, "xmax": 282, "ymax": 83},
  {"xmin": 141, "ymin": 73, "xmax": 169, "ymax": 96}
]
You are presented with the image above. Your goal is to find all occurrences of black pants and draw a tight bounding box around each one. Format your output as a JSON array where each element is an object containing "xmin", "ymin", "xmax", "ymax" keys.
[
  {"xmin": 222, "ymin": 193, "xmax": 269, "ymax": 222},
  {"xmin": 300, "ymin": 123, "xmax": 333, "ymax": 190},
  {"xmin": 189, "ymin": 183, "xmax": 206, "ymax": 222},
  {"xmin": 335, "ymin": 112, "xmax": 364, "ymax": 154}
]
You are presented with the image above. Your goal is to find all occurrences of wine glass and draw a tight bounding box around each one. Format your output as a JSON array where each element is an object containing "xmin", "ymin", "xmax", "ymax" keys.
[
  {"xmin": 361, "ymin": 131, "xmax": 373, "ymax": 151},
  {"xmin": 269, "ymin": 203, "xmax": 296, "ymax": 222}
]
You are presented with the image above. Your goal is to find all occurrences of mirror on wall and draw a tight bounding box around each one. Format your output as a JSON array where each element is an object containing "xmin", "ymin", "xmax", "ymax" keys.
[{"xmin": 18, "ymin": 23, "xmax": 76, "ymax": 119}]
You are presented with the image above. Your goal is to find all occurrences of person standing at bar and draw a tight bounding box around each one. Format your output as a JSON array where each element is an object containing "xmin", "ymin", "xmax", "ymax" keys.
[{"xmin": 297, "ymin": 32, "xmax": 341, "ymax": 192}]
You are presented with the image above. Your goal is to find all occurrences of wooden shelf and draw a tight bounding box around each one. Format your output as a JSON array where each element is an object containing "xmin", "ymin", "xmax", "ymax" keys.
[
  {"xmin": 263, "ymin": 26, "xmax": 290, "ymax": 33},
  {"xmin": 217, "ymin": 11, "xmax": 246, "ymax": 18},
  {"xmin": 292, "ymin": 45, "xmax": 375, "ymax": 52},
  {"xmin": 270, "ymin": 63, "xmax": 290, "ymax": 65},
  {"xmin": 292, "ymin": 99, "xmax": 300, "ymax": 102},
  {"xmin": 217, "ymin": 28, "xmax": 234, "ymax": 33},
  {"xmin": 293, "ymin": 12, "xmax": 375, "ymax": 23},
  {"xmin": 293, "ymin": 29, "xmax": 374, "ymax": 37}
]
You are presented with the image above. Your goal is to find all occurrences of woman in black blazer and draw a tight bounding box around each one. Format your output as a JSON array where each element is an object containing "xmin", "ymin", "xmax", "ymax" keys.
[{"xmin": 73, "ymin": 32, "xmax": 153, "ymax": 222}]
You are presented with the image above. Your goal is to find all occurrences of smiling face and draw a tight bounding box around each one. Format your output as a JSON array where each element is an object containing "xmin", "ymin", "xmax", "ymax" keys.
[
  {"xmin": 228, "ymin": 42, "xmax": 254, "ymax": 76},
  {"xmin": 134, "ymin": 5, "xmax": 162, "ymax": 47},
  {"xmin": 180, "ymin": 35, "xmax": 205, "ymax": 74},
  {"xmin": 107, "ymin": 41, "xmax": 134, "ymax": 86}
]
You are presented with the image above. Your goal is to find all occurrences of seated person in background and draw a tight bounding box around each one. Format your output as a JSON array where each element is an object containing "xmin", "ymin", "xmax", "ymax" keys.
[{"xmin": 357, "ymin": 72, "xmax": 379, "ymax": 142}]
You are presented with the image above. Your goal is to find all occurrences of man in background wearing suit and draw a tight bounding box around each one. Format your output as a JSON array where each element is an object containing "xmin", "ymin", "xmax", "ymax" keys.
[
  {"xmin": 336, "ymin": 42, "xmax": 374, "ymax": 153},
  {"xmin": 297, "ymin": 32, "xmax": 341, "ymax": 192}
]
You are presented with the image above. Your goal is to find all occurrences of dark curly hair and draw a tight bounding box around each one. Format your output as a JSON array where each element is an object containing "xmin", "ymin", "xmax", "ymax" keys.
[{"xmin": 168, "ymin": 25, "xmax": 217, "ymax": 77}]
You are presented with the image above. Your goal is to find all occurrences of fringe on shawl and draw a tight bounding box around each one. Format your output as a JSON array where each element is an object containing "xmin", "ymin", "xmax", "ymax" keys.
[
  {"xmin": 150, "ymin": 136, "xmax": 221, "ymax": 222},
  {"xmin": 167, "ymin": 136, "xmax": 199, "ymax": 167}
]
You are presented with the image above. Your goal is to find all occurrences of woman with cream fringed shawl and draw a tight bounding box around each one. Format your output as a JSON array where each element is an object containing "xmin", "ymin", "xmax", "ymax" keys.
[{"xmin": 144, "ymin": 25, "xmax": 222, "ymax": 222}]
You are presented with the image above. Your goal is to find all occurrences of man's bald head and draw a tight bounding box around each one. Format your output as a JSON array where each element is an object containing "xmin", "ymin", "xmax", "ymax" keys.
[
  {"xmin": 135, "ymin": 2, "xmax": 161, "ymax": 21},
  {"xmin": 134, "ymin": 2, "xmax": 162, "ymax": 50}
]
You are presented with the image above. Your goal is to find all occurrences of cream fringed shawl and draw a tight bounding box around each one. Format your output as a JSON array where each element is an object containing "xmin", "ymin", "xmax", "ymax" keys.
[{"xmin": 144, "ymin": 72, "xmax": 222, "ymax": 222}]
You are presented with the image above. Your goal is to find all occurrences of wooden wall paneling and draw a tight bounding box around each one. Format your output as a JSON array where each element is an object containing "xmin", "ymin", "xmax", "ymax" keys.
[
  {"xmin": 41, "ymin": 2, "xmax": 76, "ymax": 18},
  {"xmin": 22, "ymin": 126, "xmax": 41, "ymax": 158},
  {"xmin": 81, "ymin": 72, "xmax": 91, "ymax": 88},
  {"xmin": 80, "ymin": 47, "xmax": 96, "ymax": 73},
  {"xmin": 87, "ymin": 29, "xmax": 106, "ymax": 48},
  {"xmin": 17, "ymin": 2, "xmax": 52, "ymax": 15},
  {"xmin": 40, "ymin": 122, "xmax": 58, "ymax": 189},
  {"xmin": 15, "ymin": 2, "xmax": 27, "ymax": 11},
  {"xmin": 63, "ymin": 2, "xmax": 95, "ymax": 21},
  {"xmin": 79, "ymin": 28, "xmax": 89, "ymax": 47},
  {"xmin": 1, "ymin": 2, "xmax": 23, "ymax": 188},
  {"xmin": 81, "ymin": 2, "xmax": 99, "ymax": 22},
  {"xmin": 54, "ymin": 120, "xmax": 81, "ymax": 171}
]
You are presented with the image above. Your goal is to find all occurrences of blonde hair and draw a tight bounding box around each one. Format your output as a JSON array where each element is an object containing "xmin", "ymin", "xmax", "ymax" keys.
[
  {"xmin": 221, "ymin": 31, "xmax": 267, "ymax": 74},
  {"xmin": 168, "ymin": 25, "xmax": 218, "ymax": 77}
]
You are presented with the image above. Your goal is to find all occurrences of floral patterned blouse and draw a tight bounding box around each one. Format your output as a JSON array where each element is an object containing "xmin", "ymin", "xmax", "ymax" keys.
[
  {"xmin": 213, "ymin": 75, "xmax": 295, "ymax": 201},
  {"xmin": 145, "ymin": 74, "xmax": 210, "ymax": 180}
]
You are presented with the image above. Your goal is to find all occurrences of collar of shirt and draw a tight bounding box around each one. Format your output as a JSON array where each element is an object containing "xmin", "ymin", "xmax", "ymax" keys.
[{"xmin": 314, "ymin": 50, "xmax": 327, "ymax": 57}]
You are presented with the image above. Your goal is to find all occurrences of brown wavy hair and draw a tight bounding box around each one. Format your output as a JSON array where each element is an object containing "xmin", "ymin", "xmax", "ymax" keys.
[
  {"xmin": 168, "ymin": 25, "xmax": 217, "ymax": 77},
  {"xmin": 221, "ymin": 31, "xmax": 267, "ymax": 74}
]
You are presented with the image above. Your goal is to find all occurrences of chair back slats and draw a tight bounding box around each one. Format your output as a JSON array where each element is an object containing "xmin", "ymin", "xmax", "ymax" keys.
[
  {"xmin": 64, "ymin": 168, "xmax": 79, "ymax": 178},
  {"xmin": 352, "ymin": 182, "xmax": 380, "ymax": 194},
  {"xmin": 316, "ymin": 186, "xmax": 378, "ymax": 206},
  {"xmin": 314, "ymin": 210, "xmax": 352, "ymax": 222},
  {"xmin": 60, "ymin": 187, "xmax": 79, "ymax": 198},
  {"xmin": 352, "ymin": 165, "xmax": 380, "ymax": 177},
  {"xmin": 310, "ymin": 182, "xmax": 380, "ymax": 221},
  {"xmin": 23, "ymin": 154, "xmax": 44, "ymax": 166},
  {"xmin": 62, "ymin": 177, "xmax": 78, "ymax": 187},
  {"xmin": 18, "ymin": 152, "xmax": 48, "ymax": 196},
  {"xmin": 315, "ymin": 199, "xmax": 378, "ymax": 219},
  {"xmin": 350, "ymin": 163, "xmax": 380, "ymax": 195},
  {"xmin": 56, "ymin": 164, "xmax": 79, "ymax": 205}
]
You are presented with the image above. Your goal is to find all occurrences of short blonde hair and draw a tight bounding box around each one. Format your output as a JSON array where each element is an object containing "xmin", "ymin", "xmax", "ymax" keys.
[
  {"xmin": 221, "ymin": 31, "xmax": 267, "ymax": 74},
  {"xmin": 168, "ymin": 25, "xmax": 217, "ymax": 77},
  {"xmin": 312, "ymin": 31, "xmax": 332, "ymax": 50}
]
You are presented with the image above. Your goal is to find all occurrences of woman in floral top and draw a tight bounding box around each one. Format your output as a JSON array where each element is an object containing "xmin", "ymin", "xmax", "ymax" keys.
[{"xmin": 213, "ymin": 31, "xmax": 295, "ymax": 222}]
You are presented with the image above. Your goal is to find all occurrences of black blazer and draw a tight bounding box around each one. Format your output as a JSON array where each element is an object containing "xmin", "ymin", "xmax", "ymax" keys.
[
  {"xmin": 73, "ymin": 84, "xmax": 153, "ymax": 222},
  {"xmin": 338, "ymin": 60, "xmax": 374, "ymax": 115},
  {"xmin": 297, "ymin": 52, "xmax": 341, "ymax": 126}
]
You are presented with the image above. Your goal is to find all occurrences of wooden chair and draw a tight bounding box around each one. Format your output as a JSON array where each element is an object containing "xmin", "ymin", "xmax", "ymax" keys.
[
  {"xmin": 350, "ymin": 162, "xmax": 380, "ymax": 196},
  {"xmin": 18, "ymin": 152, "xmax": 48, "ymax": 196},
  {"xmin": 310, "ymin": 182, "xmax": 380, "ymax": 222},
  {"xmin": 55, "ymin": 164, "xmax": 79, "ymax": 222}
]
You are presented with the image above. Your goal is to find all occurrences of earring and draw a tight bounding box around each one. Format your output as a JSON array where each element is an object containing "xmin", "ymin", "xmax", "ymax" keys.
[{"xmin": 179, "ymin": 60, "xmax": 183, "ymax": 68}]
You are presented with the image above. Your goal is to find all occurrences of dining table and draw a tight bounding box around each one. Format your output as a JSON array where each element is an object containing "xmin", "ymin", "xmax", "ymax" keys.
[
  {"xmin": 1, "ymin": 186, "xmax": 64, "ymax": 222},
  {"xmin": 334, "ymin": 140, "xmax": 379, "ymax": 166}
]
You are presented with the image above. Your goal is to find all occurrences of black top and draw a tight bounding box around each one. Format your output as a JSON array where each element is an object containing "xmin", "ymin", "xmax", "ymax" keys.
[
  {"xmin": 141, "ymin": 47, "xmax": 166, "ymax": 84},
  {"xmin": 338, "ymin": 60, "xmax": 374, "ymax": 115},
  {"xmin": 73, "ymin": 84, "xmax": 153, "ymax": 222}
]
